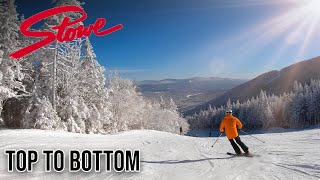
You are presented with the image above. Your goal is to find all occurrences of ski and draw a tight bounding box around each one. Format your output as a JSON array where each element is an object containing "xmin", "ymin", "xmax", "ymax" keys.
[
  {"xmin": 227, "ymin": 152, "xmax": 241, "ymax": 156},
  {"xmin": 226, "ymin": 152, "xmax": 258, "ymax": 157}
]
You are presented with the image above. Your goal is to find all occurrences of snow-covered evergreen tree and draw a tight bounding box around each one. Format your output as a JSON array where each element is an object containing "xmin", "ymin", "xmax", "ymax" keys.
[
  {"xmin": 23, "ymin": 96, "xmax": 65, "ymax": 130},
  {"xmin": 79, "ymin": 37, "xmax": 112, "ymax": 133},
  {"xmin": 0, "ymin": 0, "xmax": 27, "ymax": 125},
  {"xmin": 107, "ymin": 77, "xmax": 146, "ymax": 132},
  {"xmin": 0, "ymin": 0, "xmax": 24, "ymax": 92}
]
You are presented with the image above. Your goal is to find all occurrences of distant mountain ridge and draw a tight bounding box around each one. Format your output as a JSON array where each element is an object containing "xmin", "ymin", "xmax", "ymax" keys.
[
  {"xmin": 138, "ymin": 77, "xmax": 243, "ymax": 85},
  {"xmin": 137, "ymin": 77, "xmax": 248, "ymax": 111},
  {"xmin": 184, "ymin": 56, "xmax": 320, "ymax": 116},
  {"xmin": 138, "ymin": 77, "xmax": 247, "ymax": 93}
]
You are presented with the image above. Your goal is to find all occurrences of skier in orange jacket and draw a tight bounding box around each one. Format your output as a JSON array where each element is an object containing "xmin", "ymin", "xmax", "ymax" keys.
[{"xmin": 220, "ymin": 109, "xmax": 250, "ymax": 155}]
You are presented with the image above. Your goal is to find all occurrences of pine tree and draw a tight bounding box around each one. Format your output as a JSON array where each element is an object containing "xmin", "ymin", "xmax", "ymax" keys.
[
  {"xmin": 79, "ymin": 37, "xmax": 112, "ymax": 133},
  {"xmin": 0, "ymin": 0, "xmax": 24, "ymax": 92},
  {"xmin": 168, "ymin": 98, "xmax": 178, "ymax": 111},
  {"xmin": 0, "ymin": 0, "xmax": 19, "ymax": 54},
  {"xmin": 0, "ymin": 0, "xmax": 27, "ymax": 125},
  {"xmin": 26, "ymin": 0, "xmax": 89, "ymax": 132}
]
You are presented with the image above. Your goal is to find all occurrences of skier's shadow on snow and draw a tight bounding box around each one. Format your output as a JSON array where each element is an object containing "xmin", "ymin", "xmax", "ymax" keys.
[{"xmin": 142, "ymin": 156, "xmax": 235, "ymax": 164}]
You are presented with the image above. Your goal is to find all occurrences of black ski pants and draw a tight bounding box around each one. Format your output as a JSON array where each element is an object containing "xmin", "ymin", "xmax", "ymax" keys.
[{"xmin": 229, "ymin": 136, "xmax": 249, "ymax": 154}]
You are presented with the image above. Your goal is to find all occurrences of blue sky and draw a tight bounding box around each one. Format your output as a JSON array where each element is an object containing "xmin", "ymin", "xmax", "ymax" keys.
[{"xmin": 16, "ymin": 0, "xmax": 320, "ymax": 81}]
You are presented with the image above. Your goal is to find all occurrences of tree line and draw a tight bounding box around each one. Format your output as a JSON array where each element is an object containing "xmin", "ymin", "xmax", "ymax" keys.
[{"xmin": 188, "ymin": 80, "xmax": 320, "ymax": 130}]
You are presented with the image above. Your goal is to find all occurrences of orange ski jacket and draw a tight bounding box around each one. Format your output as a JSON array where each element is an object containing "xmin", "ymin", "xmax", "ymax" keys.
[{"xmin": 219, "ymin": 114, "xmax": 243, "ymax": 139}]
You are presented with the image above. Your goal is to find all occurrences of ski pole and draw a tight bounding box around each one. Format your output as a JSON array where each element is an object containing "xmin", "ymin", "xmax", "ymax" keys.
[
  {"xmin": 240, "ymin": 130, "xmax": 265, "ymax": 143},
  {"xmin": 211, "ymin": 133, "xmax": 223, "ymax": 147}
]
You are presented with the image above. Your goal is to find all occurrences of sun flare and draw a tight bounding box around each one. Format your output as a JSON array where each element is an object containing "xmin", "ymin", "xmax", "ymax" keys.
[
  {"xmin": 219, "ymin": 0, "xmax": 320, "ymax": 64},
  {"xmin": 303, "ymin": 0, "xmax": 320, "ymax": 18}
]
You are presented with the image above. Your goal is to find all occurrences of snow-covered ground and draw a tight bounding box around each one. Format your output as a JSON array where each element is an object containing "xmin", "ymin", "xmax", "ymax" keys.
[{"xmin": 0, "ymin": 127, "xmax": 319, "ymax": 180}]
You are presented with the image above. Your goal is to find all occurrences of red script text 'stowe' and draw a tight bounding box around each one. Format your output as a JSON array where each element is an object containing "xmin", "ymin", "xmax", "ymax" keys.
[{"xmin": 10, "ymin": 5, "xmax": 123, "ymax": 59}]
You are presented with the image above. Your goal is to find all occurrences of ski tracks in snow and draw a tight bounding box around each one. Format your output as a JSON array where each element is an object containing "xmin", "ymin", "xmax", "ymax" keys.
[{"xmin": 0, "ymin": 128, "xmax": 319, "ymax": 179}]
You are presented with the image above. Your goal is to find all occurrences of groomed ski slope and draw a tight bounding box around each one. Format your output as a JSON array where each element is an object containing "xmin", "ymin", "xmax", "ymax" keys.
[{"xmin": 0, "ymin": 127, "xmax": 319, "ymax": 180}]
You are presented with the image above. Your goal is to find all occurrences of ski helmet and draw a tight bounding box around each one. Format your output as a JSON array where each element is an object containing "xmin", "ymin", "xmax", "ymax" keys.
[{"xmin": 226, "ymin": 109, "xmax": 232, "ymax": 114}]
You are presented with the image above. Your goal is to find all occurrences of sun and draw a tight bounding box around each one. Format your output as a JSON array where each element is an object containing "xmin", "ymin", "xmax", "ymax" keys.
[{"xmin": 303, "ymin": 0, "xmax": 320, "ymax": 18}]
